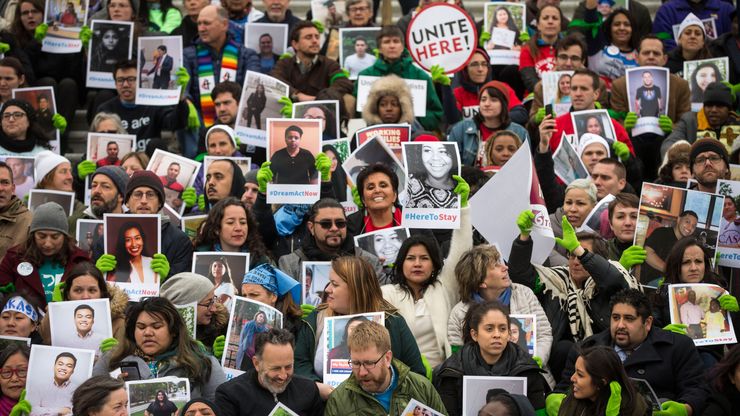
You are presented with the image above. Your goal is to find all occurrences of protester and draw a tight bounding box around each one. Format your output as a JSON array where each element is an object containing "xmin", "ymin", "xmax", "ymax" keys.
[
  {"xmin": 0, "ymin": 160, "xmax": 32, "ymax": 255},
  {"xmin": 0, "ymin": 344, "xmax": 30, "ymax": 416},
  {"xmin": 519, "ymin": 5, "xmax": 562, "ymax": 92},
  {"xmin": 581, "ymin": 3, "xmax": 638, "ymax": 84},
  {"xmin": 361, "ymin": 74, "xmax": 419, "ymax": 131},
  {"xmin": 704, "ymin": 344, "xmax": 740, "ymax": 415},
  {"xmin": 71, "ymin": 375, "xmax": 127, "ymax": 416},
  {"xmin": 0, "ymin": 99, "xmax": 55, "ymax": 156}
]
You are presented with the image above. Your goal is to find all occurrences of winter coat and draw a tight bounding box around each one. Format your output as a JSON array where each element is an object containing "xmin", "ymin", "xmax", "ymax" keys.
[
  {"xmin": 446, "ymin": 119, "xmax": 530, "ymax": 167},
  {"xmin": 197, "ymin": 301, "xmax": 229, "ymax": 354},
  {"xmin": 271, "ymin": 54, "xmax": 353, "ymax": 102},
  {"xmin": 294, "ymin": 308, "xmax": 425, "ymax": 381},
  {"xmin": 361, "ymin": 74, "xmax": 416, "ymax": 126},
  {"xmin": 653, "ymin": 0, "xmax": 734, "ymax": 51},
  {"xmin": 325, "ymin": 359, "xmax": 447, "ymax": 416},
  {"xmin": 610, "ymin": 73, "xmax": 691, "ymax": 124},
  {"xmin": 0, "ymin": 196, "xmax": 31, "ymax": 260},
  {"xmin": 702, "ymin": 385, "xmax": 740, "ymax": 416},
  {"xmin": 555, "ymin": 328, "xmax": 709, "ymax": 414}
]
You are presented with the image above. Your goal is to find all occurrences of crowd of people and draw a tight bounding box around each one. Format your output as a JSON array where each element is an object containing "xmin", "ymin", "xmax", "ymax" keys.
[{"xmin": 0, "ymin": 0, "xmax": 737, "ymax": 414}]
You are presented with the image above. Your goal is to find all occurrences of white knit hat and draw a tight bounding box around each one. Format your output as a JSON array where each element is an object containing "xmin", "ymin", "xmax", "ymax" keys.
[
  {"xmin": 205, "ymin": 124, "xmax": 237, "ymax": 150},
  {"xmin": 34, "ymin": 150, "xmax": 70, "ymax": 185},
  {"xmin": 677, "ymin": 13, "xmax": 705, "ymax": 40},
  {"xmin": 578, "ymin": 133, "xmax": 611, "ymax": 158}
]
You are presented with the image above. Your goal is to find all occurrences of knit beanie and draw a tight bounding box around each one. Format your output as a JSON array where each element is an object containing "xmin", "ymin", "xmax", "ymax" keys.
[
  {"xmin": 92, "ymin": 166, "xmax": 129, "ymax": 195},
  {"xmin": 577, "ymin": 133, "xmax": 611, "ymax": 158},
  {"xmin": 690, "ymin": 137, "xmax": 729, "ymax": 167},
  {"xmin": 478, "ymin": 80, "xmax": 511, "ymax": 107},
  {"xmin": 30, "ymin": 202, "xmax": 69, "ymax": 236},
  {"xmin": 34, "ymin": 151, "xmax": 70, "ymax": 185},
  {"xmin": 2, "ymin": 99, "xmax": 36, "ymax": 123},
  {"xmin": 125, "ymin": 170, "xmax": 165, "ymax": 210},
  {"xmin": 703, "ymin": 82, "xmax": 733, "ymax": 108},
  {"xmin": 677, "ymin": 13, "xmax": 705, "ymax": 40},
  {"xmin": 160, "ymin": 272, "xmax": 214, "ymax": 305},
  {"xmin": 205, "ymin": 125, "xmax": 238, "ymax": 150},
  {"xmin": 244, "ymin": 169, "xmax": 259, "ymax": 185}
]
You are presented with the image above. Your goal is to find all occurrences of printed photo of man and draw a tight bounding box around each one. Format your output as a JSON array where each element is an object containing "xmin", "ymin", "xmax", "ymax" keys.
[
  {"xmin": 36, "ymin": 352, "xmax": 78, "ymax": 416},
  {"xmin": 635, "ymin": 70, "xmax": 663, "ymax": 117},
  {"xmin": 270, "ymin": 125, "xmax": 317, "ymax": 185},
  {"xmin": 72, "ymin": 304, "xmax": 102, "ymax": 350},
  {"xmin": 159, "ymin": 162, "xmax": 184, "ymax": 192},
  {"xmin": 97, "ymin": 141, "xmax": 121, "ymax": 167}
]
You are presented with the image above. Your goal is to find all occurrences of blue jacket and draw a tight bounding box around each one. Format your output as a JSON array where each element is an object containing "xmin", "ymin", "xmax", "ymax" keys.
[
  {"xmin": 652, "ymin": 0, "xmax": 734, "ymax": 51},
  {"xmin": 446, "ymin": 119, "xmax": 530, "ymax": 167}
]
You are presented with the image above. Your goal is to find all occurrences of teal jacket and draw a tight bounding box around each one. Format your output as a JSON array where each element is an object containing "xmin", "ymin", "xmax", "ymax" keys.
[
  {"xmin": 294, "ymin": 309, "xmax": 426, "ymax": 381},
  {"xmin": 324, "ymin": 359, "xmax": 448, "ymax": 416},
  {"xmin": 354, "ymin": 50, "xmax": 443, "ymax": 132}
]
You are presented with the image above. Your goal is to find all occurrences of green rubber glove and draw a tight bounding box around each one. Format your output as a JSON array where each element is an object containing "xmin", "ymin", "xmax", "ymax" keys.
[
  {"xmin": 257, "ymin": 161, "xmax": 273, "ymax": 194},
  {"xmin": 52, "ymin": 113, "xmax": 67, "ymax": 133},
  {"xmin": 719, "ymin": 294, "xmax": 740, "ymax": 312},
  {"xmin": 278, "ymin": 96, "xmax": 293, "ymax": 118},
  {"xmin": 606, "ymin": 381, "xmax": 622, "ymax": 416},
  {"xmin": 34, "ymin": 23, "xmax": 48, "ymax": 41},
  {"xmin": 479, "ymin": 31, "xmax": 490, "ymax": 47},
  {"xmin": 77, "ymin": 160, "xmax": 96, "ymax": 180},
  {"xmin": 9, "ymin": 389, "xmax": 31, "ymax": 416},
  {"xmin": 51, "ymin": 281, "xmax": 66, "ymax": 302},
  {"xmin": 663, "ymin": 323, "xmax": 688, "ymax": 335},
  {"xmin": 608, "ymin": 109, "xmax": 627, "ymax": 120},
  {"xmin": 545, "ymin": 393, "xmax": 566, "ymax": 416},
  {"xmin": 278, "ymin": 51, "xmax": 293, "ymax": 60},
  {"xmin": 175, "ymin": 67, "xmax": 190, "ymax": 88},
  {"xmin": 96, "ymin": 254, "xmax": 116, "ymax": 273},
  {"xmin": 429, "ymin": 64, "xmax": 450, "ymax": 86},
  {"xmin": 594, "ymin": 101, "xmax": 603, "ymax": 109},
  {"xmin": 618, "ymin": 245, "xmax": 646, "ymax": 269},
  {"xmin": 554, "ymin": 216, "xmax": 580, "ymax": 252},
  {"xmin": 535, "ymin": 107, "xmax": 546, "ymax": 124},
  {"xmin": 653, "ymin": 401, "xmax": 688, "ymax": 416},
  {"xmin": 100, "ymin": 337, "xmax": 119, "ymax": 352},
  {"xmin": 197, "ymin": 194, "xmax": 206, "ymax": 212},
  {"xmin": 351, "ymin": 186, "xmax": 363, "ymax": 209},
  {"xmin": 421, "ymin": 354, "xmax": 433, "ymax": 381},
  {"xmin": 373, "ymin": 48, "xmax": 379, "ymax": 59},
  {"xmin": 624, "ymin": 112, "xmax": 637, "ymax": 130},
  {"xmin": 659, "ymin": 115, "xmax": 673, "ymax": 133},
  {"xmin": 151, "ymin": 253, "xmax": 170, "ymax": 279},
  {"xmin": 301, "ymin": 303, "xmax": 316, "ymax": 319},
  {"xmin": 312, "ymin": 20, "xmax": 325, "ymax": 33},
  {"xmin": 79, "ymin": 25, "xmax": 92, "ymax": 45},
  {"xmin": 532, "ymin": 355, "xmax": 543, "ymax": 368},
  {"xmin": 182, "ymin": 187, "xmax": 196, "ymax": 208},
  {"xmin": 612, "ymin": 141, "xmax": 630, "ymax": 162},
  {"xmin": 517, "ymin": 210, "xmax": 535, "ymax": 237},
  {"xmin": 187, "ymin": 101, "xmax": 201, "ymax": 130},
  {"xmin": 316, "ymin": 152, "xmax": 332, "ymax": 182},
  {"xmin": 452, "ymin": 175, "xmax": 470, "ymax": 208},
  {"xmin": 0, "ymin": 42, "xmax": 9, "ymax": 54},
  {"xmin": 518, "ymin": 32, "xmax": 530, "ymax": 42},
  {"xmin": 213, "ymin": 335, "xmax": 225, "ymax": 359},
  {"xmin": 0, "ymin": 282, "xmax": 15, "ymax": 294}
]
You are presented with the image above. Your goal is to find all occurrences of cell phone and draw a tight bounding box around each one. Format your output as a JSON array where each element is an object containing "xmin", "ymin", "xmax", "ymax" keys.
[
  {"xmin": 119, "ymin": 361, "xmax": 141, "ymax": 381},
  {"xmin": 545, "ymin": 104, "xmax": 553, "ymax": 118}
]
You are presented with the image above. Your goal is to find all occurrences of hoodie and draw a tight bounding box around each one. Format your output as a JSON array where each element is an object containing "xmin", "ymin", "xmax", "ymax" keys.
[{"xmin": 361, "ymin": 74, "xmax": 416, "ymax": 126}]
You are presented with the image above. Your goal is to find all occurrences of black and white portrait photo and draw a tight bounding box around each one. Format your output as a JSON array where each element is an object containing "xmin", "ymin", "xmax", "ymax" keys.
[{"xmin": 403, "ymin": 142, "xmax": 460, "ymax": 209}]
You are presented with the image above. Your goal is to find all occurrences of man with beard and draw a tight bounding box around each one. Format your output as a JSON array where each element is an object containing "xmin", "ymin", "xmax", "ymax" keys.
[
  {"xmin": 216, "ymin": 329, "xmax": 324, "ymax": 415},
  {"xmin": 35, "ymin": 353, "xmax": 79, "ymax": 415},
  {"xmin": 203, "ymin": 159, "xmax": 246, "ymax": 211},
  {"xmin": 642, "ymin": 210, "xmax": 699, "ymax": 285},
  {"xmin": 83, "ymin": 166, "xmax": 128, "ymax": 220},
  {"xmin": 324, "ymin": 321, "xmax": 446, "ymax": 415},
  {"xmin": 689, "ymin": 137, "xmax": 731, "ymax": 193}
]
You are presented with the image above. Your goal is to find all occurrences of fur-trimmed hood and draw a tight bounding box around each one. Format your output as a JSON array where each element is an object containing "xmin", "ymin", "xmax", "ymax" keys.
[
  {"xmin": 362, "ymin": 74, "xmax": 416, "ymax": 126},
  {"xmin": 107, "ymin": 283, "xmax": 129, "ymax": 321}
]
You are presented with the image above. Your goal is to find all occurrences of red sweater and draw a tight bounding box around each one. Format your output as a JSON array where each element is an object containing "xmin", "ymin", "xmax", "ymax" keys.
[
  {"xmin": 549, "ymin": 112, "xmax": 635, "ymax": 155},
  {"xmin": 519, "ymin": 43, "xmax": 556, "ymax": 76}
]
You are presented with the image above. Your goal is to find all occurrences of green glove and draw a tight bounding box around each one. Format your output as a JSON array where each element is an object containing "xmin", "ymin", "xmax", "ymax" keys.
[
  {"xmin": 654, "ymin": 401, "xmax": 688, "ymax": 416},
  {"xmin": 257, "ymin": 161, "xmax": 273, "ymax": 194},
  {"xmin": 213, "ymin": 335, "xmax": 225, "ymax": 359},
  {"xmin": 594, "ymin": 101, "xmax": 603, "ymax": 109},
  {"xmin": 315, "ymin": 152, "xmax": 332, "ymax": 182},
  {"xmin": 452, "ymin": 175, "xmax": 470, "ymax": 208},
  {"xmin": 312, "ymin": 20, "xmax": 325, "ymax": 33},
  {"xmin": 421, "ymin": 354, "xmax": 433, "ymax": 381},
  {"xmin": 0, "ymin": 282, "xmax": 15, "ymax": 294},
  {"xmin": 517, "ymin": 210, "xmax": 535, "ymax": 237},
  {"xmin": 608, "ymin": 109, "xmax": 627, "ymax": 120},
  {"xmin": 300, "ymin": 303, "xmax": 316, "ymax": 319},
  {"xmin": 373, "ymin": 48, "xmax": 380, "ymax": 59},
  {"xmin": 532, "ymin": 355, "xmax": 543, "ymax": 368},
  {"xmin": 175, "ymin": 67, "xmax": 190, "ymax": 88},
  {"xmin": 624, "ymin": 112, "xmax": 637, "ymax": 130},
  {"xmin": 606, "ymin": 381, "xmax": 622, "ymax": 416},
  {"xmin": 479, "ymin": 31, "xmax": 490, "ymax": 48},
  {"xmin": 618, "ymin": 245, "xmax": 646, "ymax": 269},
  {"xmin": 79, "ymin": 25, "xmax": 92, "ymax": 45},
  {"xmin": 659, "ymin": 114, "xmax": 673, "ymax": 133},
  {"xmin": 52, "ymin": 113, "xmax": 67, "ymax": 133},
  {"xmin": 278, "ymin": 96, "xmax": 293, "ymax": 118},
  {"xmin": 535, "ymin": 107, "xmax": 546, "ymax": 124},
  {"xmin": 429, "ymin": 64, "xmax": 450, "ymax": 86},
  {"xmin": 187, "ymin": 101, "xmax": 201, "ymax": 130},
  {"xmin": 719, "ymin": 294, "xmax": 740, "ymax": 312},
  {"xmin": 351, "ymin": 186, "xmax": 363, "ymax": 209},
  {"xmin": 96, "ymin": 254, "xmax": 116, "ymax": 273},
  {"xmin": 0, "ymin": 42, "xmax": 9, "ymax": 54},
  {"xmin": 197, "ymin": 194, "xmax": 206, "ymax": 212},
  {"xmin": 77, "ymin": 160, "xmax": 96, "ymax": 180},
  {"xmin": 34, "ymin": 23, "xmax": 48, "ymax": 41},
  {"xmin": 518, "ymin": 32, "xmax": 530, "ymax": 42},
  {"xmin": 9, "ymin": 389, "xmax": 31, "ymax": 416},
  {"xmin": 278, "ymin": 51, "xmax": 293, "ymax": 60},
  {"xmin": 99, "ymin": 337, "xmax": 119, "ymax": 353},
  {"xmin": 182, "ymin": 187, "xmax": 196, "ymax": 208},
  {"xmin": 663, "ymin": 323, "xmax": 688, "ymax": 335},
  {"xmin": 612, "ymin": 141, "xmax": 630, "ymax": 162},
  {"xmin": 151, "ymin": 253, "xmax": 170, "ymax": 279},
  {"xmin": 554, "ymin": 216, "xmax": 580, "ymax": 252},
  {"xmin": 51, "ymin": 281, "xmax": 65, "ymax": 302},
  {"xmin": 545, "ymin": 393, "xmax": 566, "ymax": 416}
]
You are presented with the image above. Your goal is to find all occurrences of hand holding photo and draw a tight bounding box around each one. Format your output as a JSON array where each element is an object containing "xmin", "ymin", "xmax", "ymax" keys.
[
  {"xmin": 86, "ymin": 20, "xmax": 134, "ymax": 89},
  {"xmin": 266, "ymin": 118, "xmax": 322, "ymax": 204}
]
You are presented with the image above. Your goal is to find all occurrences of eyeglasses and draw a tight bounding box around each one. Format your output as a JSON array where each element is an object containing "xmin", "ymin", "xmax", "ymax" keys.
[
  {"xmin": 350, "ymin": 351, "xmax": 387, "ymax": 370},
  {"xmin": 2, "ymin": 112, "xmax": 26, "ymax": 120},
  {"xmin": 198, "ymin": 296, "xmax": 220, "ymax": 308},
  {"xmin": 694, "ymin": 155, "xmax": 723, "ymax": 166},
  {"xmin": 130, "ymin": 191, "xmax": 158, "ymax": 200},
  {"xmin": 313, "ymin": 219, "xmax": 347, "ymax": 229},
  {"xmin": 0, "ymin": 368, "xmax": 27, "ymax": 379},
  {"xmin": 557, "ymin": 54, "xmax": 582, "ymax": 62},
  {"xmin": 115, "ymin": 76, "xmax": 137, "ymax": 85},
  {"xmin": 348, "ymin": 6, "xmax": 369, "ymax": 13}
]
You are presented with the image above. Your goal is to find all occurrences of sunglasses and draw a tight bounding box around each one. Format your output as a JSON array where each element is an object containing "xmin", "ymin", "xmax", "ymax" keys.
[{"xmin": 313, "ymin": 219, "xmax": 347, "ymax": 230}]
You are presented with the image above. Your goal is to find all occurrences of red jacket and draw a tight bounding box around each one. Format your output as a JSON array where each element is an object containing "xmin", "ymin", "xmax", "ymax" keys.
[
  {"xmin": 0, "ymin": 245, "xmax": 90, "ymax": 306},
  {"xmin": 549, "ymin": 112, "xmax": 635, "ymax": 155}
]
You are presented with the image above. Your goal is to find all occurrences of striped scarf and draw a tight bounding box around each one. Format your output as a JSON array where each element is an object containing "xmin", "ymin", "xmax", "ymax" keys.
[{"xmin": 197, "ymin": 39, "xmax": 239, "ymax": 127}]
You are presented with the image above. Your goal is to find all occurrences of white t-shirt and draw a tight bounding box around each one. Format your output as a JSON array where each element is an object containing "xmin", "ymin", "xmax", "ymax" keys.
[{"xmin": 344, "ymin": 54, "xmax": 376, "ymax": 78}]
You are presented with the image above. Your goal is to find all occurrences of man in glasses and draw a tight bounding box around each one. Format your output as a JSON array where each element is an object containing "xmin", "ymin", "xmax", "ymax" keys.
[
  {"xmin": 278, "ymin": 198, "xmax": 382, "ymax": 280},
  {"xmin": 324, "ymin": 321, "xmax": 445, "ymax": 415}
]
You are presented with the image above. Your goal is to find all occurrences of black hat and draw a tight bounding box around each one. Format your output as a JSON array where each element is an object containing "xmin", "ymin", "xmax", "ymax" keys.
[
  {"xmin": 703, "ymin": 82, "xmax": 733, "ymax": 108},
  {"xmin": 125, "ymin": 170, "xmax": 165, "ymax": 211}
]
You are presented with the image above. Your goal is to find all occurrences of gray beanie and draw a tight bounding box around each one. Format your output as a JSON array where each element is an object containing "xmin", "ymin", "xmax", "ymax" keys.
[
  {"xmin": 92, "ymin": 166, "xmax": 129, "ymax": 195},
  {"xmin": 160, "ymin": 272, "xmax": 214, "ymax": 305},
  {"xmin": 30, "ymin": 202, "xmax": 69, "ymax": 236},
  {"xmin": 244, "ymin": 169, "xmax": 258, "ymax": 185}
]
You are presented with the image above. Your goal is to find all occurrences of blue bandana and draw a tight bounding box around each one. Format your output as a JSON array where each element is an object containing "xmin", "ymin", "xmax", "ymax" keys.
[
  {"xmin": 242, "ymin": 264, "xmax": 301, "ymax": 304},
  {"xmin": 2, "ymin": 296, "xmax": 38, "ymax": 322}
]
